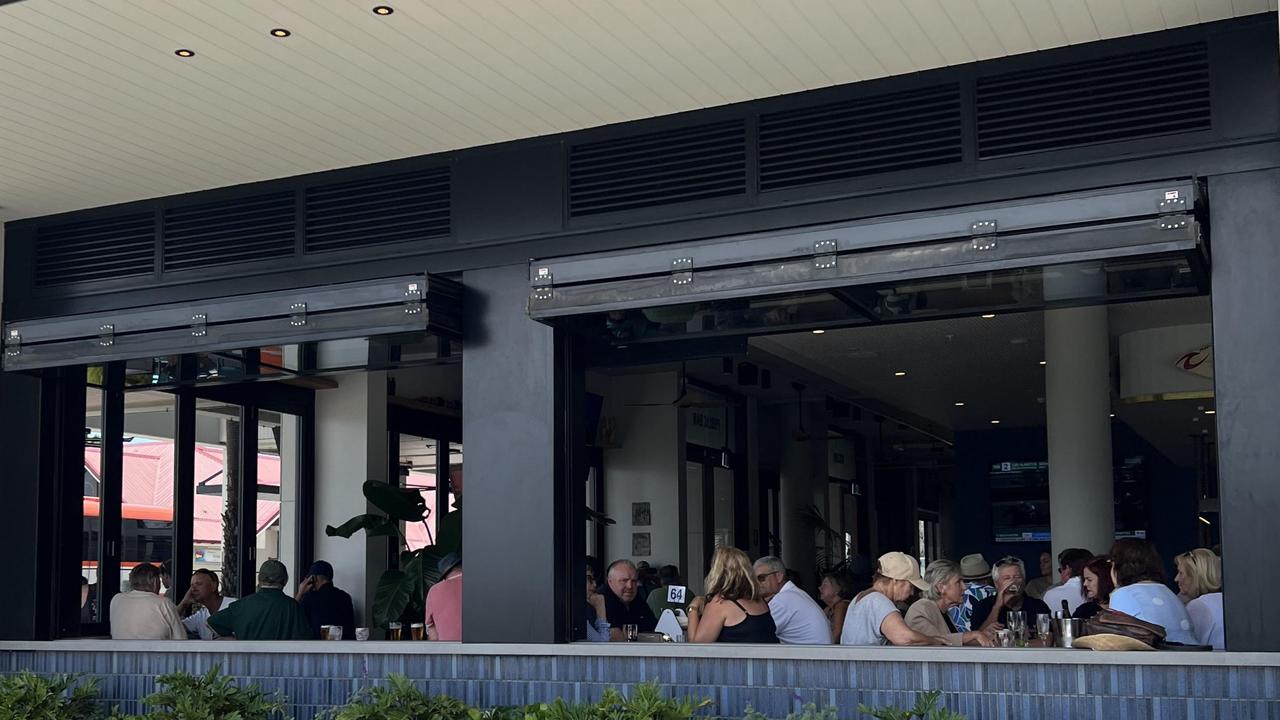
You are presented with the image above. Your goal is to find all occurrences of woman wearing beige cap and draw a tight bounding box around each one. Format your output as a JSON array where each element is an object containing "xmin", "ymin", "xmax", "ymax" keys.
[{"xmin": 839, "ymin": 552, "xmax": 942, "ymax": 646}]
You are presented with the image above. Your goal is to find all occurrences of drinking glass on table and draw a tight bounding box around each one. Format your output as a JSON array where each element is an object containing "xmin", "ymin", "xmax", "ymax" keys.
[
  {"xmin": 1006, "ymin": 611, "xmax": 1026, "ymax": 646},
  {"xmin": 410, "ymin": 622, "xmax": 425, "ymax": 641},
  {"xmin": 388, "ymin": 622, "xmax": 403, "ymax": 641},
  {"xmin": 995, "ymin": 628, "xmax": 1012, "ymax": 648},
  {"xmin": 1037, "ymin": 613, "xmax": 1052, "ymax": 640},
  {"xmin": 623, "ymin": 624, "xmax": 638, "ymax": 642}
]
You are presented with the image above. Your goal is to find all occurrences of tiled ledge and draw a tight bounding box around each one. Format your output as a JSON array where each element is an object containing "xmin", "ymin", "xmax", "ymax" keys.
[{"xmin": 2, "ymin": 639, "xmax": 1274, "ymax": 667}]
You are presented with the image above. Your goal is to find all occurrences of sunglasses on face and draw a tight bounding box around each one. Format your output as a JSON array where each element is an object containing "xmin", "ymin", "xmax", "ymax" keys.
[{"xmin": 755, "ymin": 571, "xmax": 781, "ymax": 583}]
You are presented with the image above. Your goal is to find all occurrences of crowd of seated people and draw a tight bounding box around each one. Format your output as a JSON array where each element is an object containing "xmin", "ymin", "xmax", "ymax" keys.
[{"xmin": 586, "ymin": 538, "xmax": 1225, "ymax": 649}]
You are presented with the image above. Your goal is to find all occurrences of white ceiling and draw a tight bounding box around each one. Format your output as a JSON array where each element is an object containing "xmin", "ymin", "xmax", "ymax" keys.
[{"xmin": 0, "ymin": 0, "xmax": 1273, "ymax": 221}]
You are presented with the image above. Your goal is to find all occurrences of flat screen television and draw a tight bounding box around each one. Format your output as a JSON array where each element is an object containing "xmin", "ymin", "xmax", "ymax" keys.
[{"xmin": 991, "ymin": 456, "xmax": 1148, "ymax": 542}]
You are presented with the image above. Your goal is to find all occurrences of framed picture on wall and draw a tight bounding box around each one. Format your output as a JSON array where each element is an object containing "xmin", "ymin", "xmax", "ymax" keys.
[
  {"xmin": 632, "ymin": 532, "xmax": 651, "ymax": 556},
  {"xmin": 632, "ymin": 502, "xmax": 651, "ymax": 526}
]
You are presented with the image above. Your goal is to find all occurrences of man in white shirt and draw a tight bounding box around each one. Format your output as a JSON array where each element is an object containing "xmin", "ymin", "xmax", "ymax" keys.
[
  {"xmin": 753, "ymin": 556, "xmax": 830, "ymax": 644},
  {"xmin": 176, "ymin": 569, "xmax": 237, "ymax": 640},
  {"xmin": 110, "ymin": 563, "xmax": 186, "ymax": 640},
  {"xmin": 1043, "ymin": 548, "xmax": 1094, "ymax": 616}
]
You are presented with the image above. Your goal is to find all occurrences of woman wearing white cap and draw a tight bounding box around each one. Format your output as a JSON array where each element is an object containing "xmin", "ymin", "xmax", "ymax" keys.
[{"xmin": 839, "ymin": 552, "xmax": 942, "ymax": 646}]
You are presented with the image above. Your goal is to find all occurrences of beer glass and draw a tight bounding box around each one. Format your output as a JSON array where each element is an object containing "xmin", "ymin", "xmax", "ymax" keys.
[
  {"xmin": 410, "ymin": 622, "xmax": 425, "ymax": 640},
  {"xmin": 623, "ymin": 624, "xmax": 638, "ymax": 641},
  {"xmin": 388, "ymin": 622, "xmax": 403, "ymax": 641}
]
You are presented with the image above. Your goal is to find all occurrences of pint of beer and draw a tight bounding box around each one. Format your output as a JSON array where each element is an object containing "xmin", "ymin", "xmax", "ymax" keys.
[
  {"xmin": 410, "ymin": 622, "xmax": 425, "ymax": 640},
  {"xmin": 388, "ymin": 622, "xmax": 403, "ymax": 641}
]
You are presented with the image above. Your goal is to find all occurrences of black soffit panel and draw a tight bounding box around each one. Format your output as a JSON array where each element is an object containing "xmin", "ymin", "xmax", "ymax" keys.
[
  {"xmin": 567, "ymin": 119, "xmax": 747, "ymax": 217},
  {"xmin": 526, "ymin": 180, "xmax": 1201, "ymax": 318},
  {"xmin": 163, "ymin": 192, "xmax": 296, "ymax": 272},
  {"xmin": 34, "ymin": 212, "xmax": 155, "ymax": 286},
  {"xmin": 305, "ymin": 166, "xmax": 451, "ymax": 253},
  {"xmin": 976, "ymin": 42, "xmax": 1211, "ymax": 159},
  {"xmin": 1, "ymin": 274, "xmax": 462, "ymax": 371},
  {"xmin": 759, "ymin": 84, "xmax": 963, "ymax": 192}
]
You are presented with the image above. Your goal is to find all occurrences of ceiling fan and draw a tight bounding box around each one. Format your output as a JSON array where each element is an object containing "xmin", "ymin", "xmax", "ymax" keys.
[{"xmin": 625, "ymin": 361, "xmax": 737, "ymax": 409}]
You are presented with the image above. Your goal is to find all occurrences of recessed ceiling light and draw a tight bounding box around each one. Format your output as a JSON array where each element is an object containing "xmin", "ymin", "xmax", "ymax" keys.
[
  {"xmin": 1110, "ymin": 413, "xmax": 1116, "ymax": 418},
  {"xmin": 894, "ymin": 371, "xmax": 907, "ymax": 377},
  {"xmin": 373, "ymin": 5, "xmax": 394, "ymax": 14},
  {"xmin": 990, "ymin": 419, "xmax": 1001, "ymax": 424},
  {"xmin": 174, "ymin": 48, "xmax": 195, "ymax": 57},
  {"xmin": 954, "ymin": 402, "xmax": 965, "ymax": 407},
  {"xmin": 1204, "ymin": 409, "xmax": 1216, "ymax": 415},
  {"xmin": 811, "ymin": 329, "xmax": 825, "ymax": 335},
  {"xmin": 270, "ymin": 28, "xmax": 291, "ymax": 37},
  {"xmin": 1039, "ymin": 361, "xmax": 1047, "ymax": 366},
  {"xmin": 981, "ymin": 313, "xmax": 997, "ymax": 319}
]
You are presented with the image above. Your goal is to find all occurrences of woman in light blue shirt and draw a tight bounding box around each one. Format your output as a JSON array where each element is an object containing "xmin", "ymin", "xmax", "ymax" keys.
[{"xmin": 1107, "ymin": 539, "xmax": 1196, "ymax": 645}]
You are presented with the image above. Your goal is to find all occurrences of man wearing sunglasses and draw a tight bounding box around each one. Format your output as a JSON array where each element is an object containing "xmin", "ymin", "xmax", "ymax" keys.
[
  {"xmin": 969, "ymin": 555, "xmax": 1051, "ymax": 631},
  {"xmin": 752, "ymin": 556, "xmax": 831, "ymax": 644}
]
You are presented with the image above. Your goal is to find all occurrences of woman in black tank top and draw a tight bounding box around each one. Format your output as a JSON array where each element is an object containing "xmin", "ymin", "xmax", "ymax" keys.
[{"xmin": 686, "ymin": 548, "xmax": 780, "ymax": 644}]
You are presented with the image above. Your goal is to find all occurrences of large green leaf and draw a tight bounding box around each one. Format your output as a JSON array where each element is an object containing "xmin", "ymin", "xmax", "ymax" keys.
[
  {"xmin": 325, "ymin": 514, "xmax": 397, "ymax": 539},
  {"xmin": 363, "ymin": 481, "xmax": 427, "ymax": 522},
  {"xmin": 373, "ymin": 569, "xmax": 414, "ymax": 628}
]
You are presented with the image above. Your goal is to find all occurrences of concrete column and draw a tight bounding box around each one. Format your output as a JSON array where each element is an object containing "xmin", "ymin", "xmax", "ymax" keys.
[
  {"xmin": 1044, "ymin": 304, "xmax": 1114, "ymax": 562},
  {"xmin": 1210, "ymin": 168, "xmax": 1280, "ymax": 651},
  {"xmin": 313, "ymin": 371, "xmax": 389, "ymax": 628},
  {"xmin": 778, "ymin": 398, "xmax": 827, "ymax": 590}
]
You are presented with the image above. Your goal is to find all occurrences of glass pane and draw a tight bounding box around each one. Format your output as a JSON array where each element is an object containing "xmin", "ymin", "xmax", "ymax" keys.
[
  {"xmin": 120, "ymin": 389, "xmax": 176, "ymax": 599},
  {"xmin": 82, "ymin": 374, "xmax": 103, "ymax": 624},
  {"xmin": 258, "ymin": 410, "xmax": 297, "ymax": 593},
  {"xmin": 193, "ymin": 399, "xmax": 232, "ymax": 590},
  {"xmin": 399, "ymin": 436, "xmax": 439, "ymax": 551}
]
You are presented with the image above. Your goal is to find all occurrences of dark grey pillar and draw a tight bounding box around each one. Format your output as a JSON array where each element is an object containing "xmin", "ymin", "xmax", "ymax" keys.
[
  {"xmin": 0, "ymin": 371, "xmax": 45, "ymax": 639},
  {"xmin": 462, "ymin": 264, "xmax": 569, "ymax": 643},
  {"xmin": 1209, "ymin": 168, "xmax": 1280, "ymax": 652}
]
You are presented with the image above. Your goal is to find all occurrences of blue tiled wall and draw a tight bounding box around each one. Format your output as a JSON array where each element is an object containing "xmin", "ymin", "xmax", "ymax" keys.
[{"xmin": 3, "ymin": 650, "xmax": 1279, "ymax": 720}]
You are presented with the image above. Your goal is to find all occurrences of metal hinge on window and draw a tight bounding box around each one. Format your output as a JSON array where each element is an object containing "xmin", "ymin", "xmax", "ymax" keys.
[
  {"xmin": 98, "ymin": 324, "xmax": 114, "ymax": 347},
  {"xmin": 289, "ymin": 303, "xmax": 307, "ymax": 327},
  {"xmin": 813, "ymin": 239, "xmax": 838, "ymax": 270},
  {"xmin": 969, "ymin": 220, "xmax": 998, "ymax": 251},
  {"xmin": 671, "ymin": 257, "xmax": 693, "ymax": 286},
  {"xmin": 4, "ymin": 329, "xmax": 20, "ymax": 358},
  {"xmin": 1157, "ymin": 189, "xmax": 1191, "ymax": 231},
  {"xmin": 191, "ymin": 314, "xmax": 207, "ymax": 338},
  {"xmin": 403, "ymin": 282, "xmax": 423, "ymax": 315},
  {"xmin": 1158, "ymin": 189, "xmax": 1187, "ymax": 215},
  {"xmin": 531, "ymin": 267, "xmax": 554, "ymax": 302}
]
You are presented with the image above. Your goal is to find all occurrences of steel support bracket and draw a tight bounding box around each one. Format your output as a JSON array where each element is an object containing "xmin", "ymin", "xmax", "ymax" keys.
[
  {"xmin": 970, "ymin": 219, "xmax": 998, "ymax": 251},
  {"xmin": 98, "ymin": 324, "xmax": 115, "ymax": 348},
  {"xmin": 1158, "ymin": 189, "xmax": 1187, "ymax": 215},
  {"xmin": 813, "ymin": 239, "xmax": 838, "ymax": 270},
  {"xmin": 289, "ymin": 303, "xmax": 307, "ymax": 327},
  {"xmin": 403, "ymin": 282, "xmax": 424, "ymax": 315},
  {"xmin": 191, "ymin": 313, "xmax": 207, "ymax": 338},
  {"xmin": 671, "ymin": 257, "xmax": 694, "ymax": 286},
  {"xmin": 532, "ymin": 267, "xmax": 554, "ymax": 302},
  {"xmin": 4, "ymin": 329, "xmax": 20, "ymax": 358}
]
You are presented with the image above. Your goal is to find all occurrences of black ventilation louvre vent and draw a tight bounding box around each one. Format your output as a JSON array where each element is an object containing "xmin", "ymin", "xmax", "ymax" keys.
[
  {"xmin": 305, "ymin": 167, "xmax": 451, "ymax": 253},
  {"xmin": 163, "ymin": 193, "xmax": 295, "ymax": 272},
  {"xmin": 568, "ymin": 120, "xmax": 747, "ymax": 217},
  {"xmin": 35, "ymin": 213, "xmax": 155, "ymax": 286},
  {"xmin": 759, "ymin": 85, "xmax": 963, "ymax": 192},
  {"xmin": 977, "ymin": 42, "xmax": 1211, "ymax": 159}
]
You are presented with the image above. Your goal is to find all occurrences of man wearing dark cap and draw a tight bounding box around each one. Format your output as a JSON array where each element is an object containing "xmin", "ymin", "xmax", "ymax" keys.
[
  {"xmin": 295, "ymin": 560, "xmax": 356, "ymax": 641},
  {"xmin": 207, "ymin": 559, "xmax": 312, "ymax": 640},
  {"xmin": 424, "ymin": 552, "xmax": 462, "ymax": 641}
]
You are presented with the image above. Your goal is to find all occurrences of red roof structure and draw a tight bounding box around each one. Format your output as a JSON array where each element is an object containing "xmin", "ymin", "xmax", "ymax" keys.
[{"xmin": 84, "ymin": 441, "xmax": 281, "ymax": 543}]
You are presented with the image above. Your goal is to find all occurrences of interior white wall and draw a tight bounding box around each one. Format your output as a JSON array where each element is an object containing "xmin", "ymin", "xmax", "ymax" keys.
[
  {"xmin": 602, "ymin": 372, "xmax": 682, "ymax": 570},
  {"xmin": 313, "ymin": 371, "xmax": 389, "ymax": 628}
]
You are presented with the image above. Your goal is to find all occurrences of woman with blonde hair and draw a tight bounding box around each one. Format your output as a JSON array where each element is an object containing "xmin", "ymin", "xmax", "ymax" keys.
[
  {"xmin": 1175, "ymin": 548, "xmax": 1224, "ymax": 649},
  {"xmin": 686, "ymin": 548, "xmax": 779, "ymax": 643}
]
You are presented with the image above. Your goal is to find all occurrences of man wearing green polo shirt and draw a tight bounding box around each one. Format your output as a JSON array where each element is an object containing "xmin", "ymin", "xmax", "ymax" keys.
[{"xmin": 207, "ymin": 559, "xmax": 313, "ymax": 641}]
